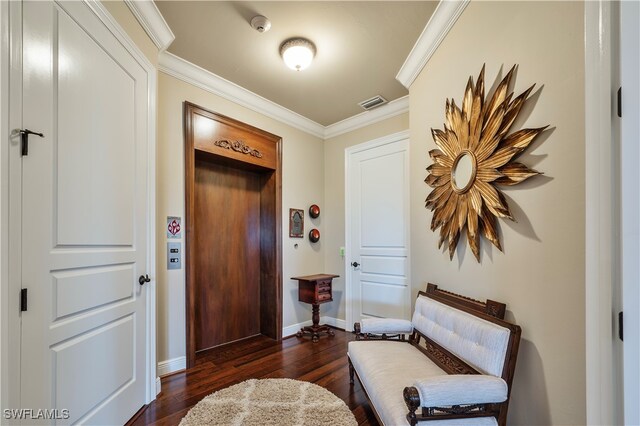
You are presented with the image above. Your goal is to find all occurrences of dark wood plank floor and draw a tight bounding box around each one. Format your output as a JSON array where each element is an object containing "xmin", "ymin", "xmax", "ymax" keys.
[{"xmin": 131, "ymin": 329, "xmax": 379, "ymax": 426}]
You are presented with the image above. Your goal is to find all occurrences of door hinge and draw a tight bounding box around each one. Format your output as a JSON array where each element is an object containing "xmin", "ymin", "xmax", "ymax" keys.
[
  {"xmin": 618, "ymin": 311, "xmax": 623, "ymax": 341},
  {"xmin": 617, "ymin": 87, "xmax": 622, "ymax": 118},
  {"xmin": 20, "ymin": 288, "xmax": 27, "ymax": 312}
]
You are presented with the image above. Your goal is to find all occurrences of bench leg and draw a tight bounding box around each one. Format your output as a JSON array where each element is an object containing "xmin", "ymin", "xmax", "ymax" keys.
[
  {"xmin": 404, "ymin": 386, "xmax": 420, "ymax": 426},
  {"xmin": 348, "ymin": 357, "xmax": 354, "ymax": 384}
]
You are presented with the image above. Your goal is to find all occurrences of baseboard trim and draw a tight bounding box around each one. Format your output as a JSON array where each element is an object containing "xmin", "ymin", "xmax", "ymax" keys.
[
  {"xmin": 157, "ymin": 356, "xmax": 186, "ymax": 377},
  {"xmin": 323, "ymin": 317, "xmax": 348, "ymax": 331},
  {"xmin": 282, "ymin": 320, "xmax": 312, "ymax": 338},
  {"xmin": 282, "ymin": 316, "xmax": 348, "ymax": 338},
  {"xmin": 155, "ymin": 377, "xmax": 161, "ymax": 396}
]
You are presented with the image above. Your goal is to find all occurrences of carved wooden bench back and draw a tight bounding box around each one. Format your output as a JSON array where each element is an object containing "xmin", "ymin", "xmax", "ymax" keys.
[{"xmin": 408, "ymin": 284, "xmax": 522, "ymax": 425}]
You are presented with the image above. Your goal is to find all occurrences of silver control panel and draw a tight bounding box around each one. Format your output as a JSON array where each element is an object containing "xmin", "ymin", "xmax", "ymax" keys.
[{"xmin": 167, "ymin": 242, "xmax": 182, "ymax": 270}]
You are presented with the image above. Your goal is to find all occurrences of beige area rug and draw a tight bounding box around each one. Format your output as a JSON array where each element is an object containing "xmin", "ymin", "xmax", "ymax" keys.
[{"xmin": 180, "ymin": 378, "xmax": 358, "ymax": 426}]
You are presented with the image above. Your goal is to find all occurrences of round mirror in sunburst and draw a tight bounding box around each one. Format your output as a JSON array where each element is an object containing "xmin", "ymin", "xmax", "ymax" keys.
[{"xmin": 425, "ymin": 65, "xmax": 548, "ymax": 262}]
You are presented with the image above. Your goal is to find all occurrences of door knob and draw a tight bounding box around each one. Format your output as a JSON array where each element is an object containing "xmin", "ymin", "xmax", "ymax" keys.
[
  {"xmin": 351, "ymin": 262, "xmax": 360, "ymax": 268},
  {"xmin": 138, "ymin": 274, "xmax": 151, "ymax": 285}
]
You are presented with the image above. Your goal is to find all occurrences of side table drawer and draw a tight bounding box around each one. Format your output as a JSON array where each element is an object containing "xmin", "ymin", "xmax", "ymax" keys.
[
  {"xmin": 318, "ymin": 284, "xmax": 331, "ymax": 293},
  {"xmin": 317, "ymin": 280, "xmax": 331, "ymax": 292},
  {"xmin": 317, "ymin": 293, "xmax": 332, "ymax": 302}
]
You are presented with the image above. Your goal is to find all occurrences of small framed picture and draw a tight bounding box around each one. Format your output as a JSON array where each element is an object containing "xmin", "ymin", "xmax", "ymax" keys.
[{"xmin": 289, "ymin": 208, "xmax": 304, "ymax": 238}]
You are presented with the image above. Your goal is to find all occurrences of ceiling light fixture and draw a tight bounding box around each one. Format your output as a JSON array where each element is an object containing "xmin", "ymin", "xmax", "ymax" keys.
[{"xmin": 280, "ymin": 38, "xmax": 316, "ymax": 71}]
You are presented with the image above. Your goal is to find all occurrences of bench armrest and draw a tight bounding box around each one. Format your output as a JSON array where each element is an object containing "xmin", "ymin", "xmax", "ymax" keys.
[
  {"xmin": 359, "ymin": 318, "xmax": 413, "ymax": 334},
  {"xmin": 413, "ymin": 375, "xmax": 508, "ymax": 407}
]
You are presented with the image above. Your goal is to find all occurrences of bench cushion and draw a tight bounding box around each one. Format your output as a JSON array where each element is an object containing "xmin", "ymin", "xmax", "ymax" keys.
[
  {"xmin": 361, "ymin": 318, "xmax": 413, "ymax": 334},
  {"xmin": 349, "ymin": 341, "xmax": 498, "ymax": 426},
  {"xmin": 414, "ymin": 374, "xmax": 508, "ymax": 407},
  {"xmin": 412, "ymin": 295, "xmax": 510, "ymax": 377}
]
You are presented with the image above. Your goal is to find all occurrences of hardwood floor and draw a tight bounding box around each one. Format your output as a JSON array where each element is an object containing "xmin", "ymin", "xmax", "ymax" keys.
[{"xmin": 131, "ymin": 329, "xmax": 379, "ymax": 425}]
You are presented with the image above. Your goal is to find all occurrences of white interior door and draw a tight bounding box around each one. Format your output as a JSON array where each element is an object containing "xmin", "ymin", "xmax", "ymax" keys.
[
  {"xmin": 346, "ymin": 132, "xmax": 410, "ymax": 325},
  {"xmin": 19, "ymin": 1, "xmax": 150, "ymax": 424}
]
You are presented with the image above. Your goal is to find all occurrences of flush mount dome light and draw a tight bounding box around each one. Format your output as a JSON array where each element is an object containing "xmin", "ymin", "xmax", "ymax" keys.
[{"xmin": 280, "ymin": 38, "xmax": 316, "ymax": 71}]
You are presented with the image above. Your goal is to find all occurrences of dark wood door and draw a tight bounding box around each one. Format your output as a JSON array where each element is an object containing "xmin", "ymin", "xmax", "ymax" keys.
[
  {"xmin": 184, "ymin": 102, "xmax": 282, "ymax": 366},
  {"xmin": 194, "ymin": 157, "xmax": 262, "ymax": 351}
]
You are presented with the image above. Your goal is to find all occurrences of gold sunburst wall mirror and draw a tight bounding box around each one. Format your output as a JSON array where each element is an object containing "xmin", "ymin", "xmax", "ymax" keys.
[{"xmin": 425, "ymin": 65, "xmax": 548, "ymax": 262}]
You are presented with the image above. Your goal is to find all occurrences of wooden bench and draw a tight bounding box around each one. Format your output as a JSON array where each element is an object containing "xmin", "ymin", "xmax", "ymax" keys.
[{"xmin": 347, "ymin": 284, "xmax": 521, "ymax": 425}]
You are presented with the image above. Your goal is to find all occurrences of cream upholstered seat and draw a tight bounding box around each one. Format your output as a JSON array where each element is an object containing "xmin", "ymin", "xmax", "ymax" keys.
[
  {"xmin": 348, "ymin": 288, "xmax": 520, "ymax": 426},
  {"xmin": 348, "ymin": 340, "xmax": 500, "ymax": 426}
]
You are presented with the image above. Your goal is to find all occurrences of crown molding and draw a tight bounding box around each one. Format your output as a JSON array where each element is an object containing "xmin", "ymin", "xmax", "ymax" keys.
[
  {"xmin": 124, "ymin": 0, "xmax": 175, "ymax": 51},
  {"xmin": 159, "ymin": 52, "xmax": 411, "ymax": 140},
  {"xmin": 396, "ymin": 0, "xmax": 469, "ymax": 89},
  {"xmin": 324, "ymin": 96, "xmax": 409, "ymax": 139},
  {"xmin": 159, "ymin": 52, "xmax": 326, "ymax": 138}
]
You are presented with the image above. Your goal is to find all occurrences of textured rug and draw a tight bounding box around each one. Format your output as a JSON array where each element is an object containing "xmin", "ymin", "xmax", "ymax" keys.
[{"xmin": 179, "ymin": 378, "xmax": 358, "ymax": 426}]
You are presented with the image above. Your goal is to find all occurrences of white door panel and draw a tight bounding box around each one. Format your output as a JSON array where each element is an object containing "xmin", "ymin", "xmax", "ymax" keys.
[
  {"xmin": 359, "ymin": 273, "xmax": 406, "ymax": 287},
  {"xmin": 57, "ymin": 7, "xmax": 136, "ymax": 246},
  {"xmin": 20, "ymin": 1, "xmax": 148, "ymax": 424},
  {"xmin": 52, "ymin": 315, "xmax": 134, "ymax": 423},
  {"xmin": 360, "ymin": 256, "xmax": 406, "ymax": 277},
  {"xmin": 52, "ymin": 264, "xmax": 135, "ymax": 320},
  {"xmin": 361, "ymin": 281, "xmax": 408, "ymax": 319},
  {"xmin": 359, "ymin": 151, "xmax": 406, "ymax": 248},
  {"xmin": 347, "ymin": 133, "xmax": 410, "ymax": 325}
]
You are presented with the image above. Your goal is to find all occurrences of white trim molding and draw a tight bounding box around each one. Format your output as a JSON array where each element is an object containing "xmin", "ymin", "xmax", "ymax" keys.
[
  {"xmin": 396, "ymin": 0, "xmax": 469, "ymax": 89},
  {"xmin": 323, "ymin": 317, "xmax": 347, "ymax": 331},
  {"xmin": 159, "ymin": 52, "xmax": 326, "ymax": 138},
  {"xmin": 0, "ymin": 0, "xmax": 12, "ymax": 412},
  {"xmin": 157, "ymin": 356, "xmax": 187, "ymax": 377},
  {"xmin": 124, "ymin": 0, "xmax": 174, "ymax": 51},
  {"xmin": 282, "ymin": 316, "xmax": 348, "ymax": 338},
  {"xmin": 159, "ymin": 52, "xmax": 411, "ymax": 140},
  {"xmin": 324, "ymin": 96, "xmax": 409, "ymax": 139},
  {"xmin": 585, "ymin": 1, "xmax": 616, "ymax": 424},
  {"xmin": 620, "ymin": 1, "xmax": 640, "ymax": 424}
]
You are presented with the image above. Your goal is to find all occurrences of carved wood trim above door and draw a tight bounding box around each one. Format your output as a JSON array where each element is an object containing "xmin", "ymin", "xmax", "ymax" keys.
[{"xmin": 183, "ymin": 102, "xmax": 282, "ymax": 368}]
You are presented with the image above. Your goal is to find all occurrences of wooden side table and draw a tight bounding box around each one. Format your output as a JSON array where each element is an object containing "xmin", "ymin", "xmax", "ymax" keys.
[{"xmin": 291, "ymin": 274, "xmax": 339, "ymax": 342}]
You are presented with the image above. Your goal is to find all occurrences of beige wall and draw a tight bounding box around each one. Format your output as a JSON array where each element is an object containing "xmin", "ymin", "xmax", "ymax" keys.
[
  {"xmin": 322, "ymin": 114, "xmax": 409, "ymax": 320},
  {"xmin": 101, "ymin": 5, "xmax": 590, "ymax": 422},
  {"xmin": 103, "ymin": 0, "xmax": 327, "ymax": 365},
  {"xmin": 409, "ymin": 1, "xmax": 585, "ymax": 424},
  {"xmin": 101, "ymin": 1, "xmax": 158, "ymax": 66},
  {"xmin": 157, "ymin": 73, "xmax": 325, "ymax": 362}
]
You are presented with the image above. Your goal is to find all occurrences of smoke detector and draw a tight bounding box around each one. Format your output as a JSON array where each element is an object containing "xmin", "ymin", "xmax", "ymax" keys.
[
  {"xmin": 250, "ymin": 15, "xmax": 271, "ymax": 33},
  {"xmin": 358, "ymin": 95, "xmax": 388, "ymax": 111}
]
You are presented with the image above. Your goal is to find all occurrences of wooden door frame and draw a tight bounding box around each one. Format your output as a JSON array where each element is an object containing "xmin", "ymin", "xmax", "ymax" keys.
[
  {"xmin": 344, "ymin": 130, "xmax": 410, "ymax": 329},
  {"xmin": 183, "ymin": 102, "xmax": 282, "ymax": 368}
]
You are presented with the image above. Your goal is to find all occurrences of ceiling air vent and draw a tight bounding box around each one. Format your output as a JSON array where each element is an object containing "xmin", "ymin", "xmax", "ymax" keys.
[{"xmin": 358, "ymin": 95, "xmax": 388, "ymax": 111}]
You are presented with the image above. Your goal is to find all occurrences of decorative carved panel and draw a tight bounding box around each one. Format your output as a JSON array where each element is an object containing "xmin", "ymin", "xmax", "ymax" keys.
[{"xmin": 214, "ymin": 139, "xmax": 263, "ymax": 158}]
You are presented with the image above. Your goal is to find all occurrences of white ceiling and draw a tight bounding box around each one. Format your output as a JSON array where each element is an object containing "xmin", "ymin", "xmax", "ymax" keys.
[{"xmin": 155, "ymin": 1, "xmax": 438, "ymax": 126}]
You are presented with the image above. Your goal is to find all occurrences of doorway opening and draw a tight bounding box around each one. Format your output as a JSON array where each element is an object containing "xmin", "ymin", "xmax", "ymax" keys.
[{"xmin": 184, "ymin": 102, "xmax": 282, "ymax": 368}]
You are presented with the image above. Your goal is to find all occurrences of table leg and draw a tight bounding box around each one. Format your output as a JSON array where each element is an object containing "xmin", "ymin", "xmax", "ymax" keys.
[
  {"xmin": 311, "ymin": 303, "xmax": 320, "ymax": 327},
  {"xmin": 296, "ymin": 302, "xmax": 334, "ymax": 342}
]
